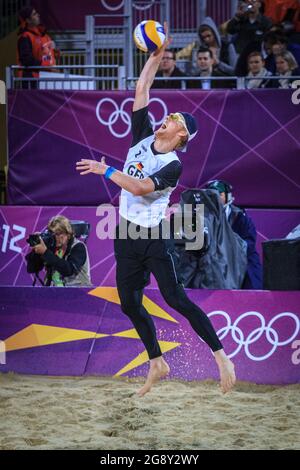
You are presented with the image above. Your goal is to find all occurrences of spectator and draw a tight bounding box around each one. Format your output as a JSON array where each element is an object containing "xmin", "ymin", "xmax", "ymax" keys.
[
  {"xmin": 205, "ymin": 180, "xmax": 263, "ymax": 290},
  {"xmin": 245, "ymin": 51, "xmax": 272, "ymax": 87},
  {"xmin": 268, "ymin": 32, "xmax": 300, "ymax": 66},
  {"xmin": 177, "ymin": 17, "xmax": 237, "ymax": 75},
  {"xmin": 227, "ymin": 0, "xmax": 272, "ymax": 54},
  {"xmin": 152, "ymin": 49, "xmax": 185, "ymax": 89},
  {"xmin": 271, "ymin": 50, "xmax": 300, "ymax": 87},
  {"xmin": 189, "ymin": 47, "xmax": 233, "ymax": 89},
  {"xmin": 235, "ymin": 31, "xmax": 300, "ymax": 75},
  {"xmin": 26, "ymin": 216, "xmax": 92, "ymax": 287},
  {"xmin": 198, "ymin": 17, "xmax": 238, "ymax": 75},
  {"xmin": 17, "ymin": 5, "xmax": 58, "ymax": 88}
]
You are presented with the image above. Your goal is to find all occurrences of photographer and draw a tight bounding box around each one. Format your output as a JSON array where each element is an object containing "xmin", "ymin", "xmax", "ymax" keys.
[
  {"xmin": 205, "ymin": 180, "xmax": 263, "ymax": 289},
  {"xmin": 173, "ymin": 188, "xmax": 248, "ymax": 290},
  {"xmin": 26, "ymin": 215, "xmax": 92, "ymax": 287},
  {"xmin": 227, "ymin": 1, "xmax": 272, "ymax": 54}
]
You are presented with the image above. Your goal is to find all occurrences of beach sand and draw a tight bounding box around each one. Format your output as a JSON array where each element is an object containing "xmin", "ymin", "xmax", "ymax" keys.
[{"xmin": 0, "ymin": 373, "xmax": 299, "ymax": 450}]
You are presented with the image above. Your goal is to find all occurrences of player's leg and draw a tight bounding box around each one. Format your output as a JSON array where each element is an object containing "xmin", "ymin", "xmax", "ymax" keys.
[
  {"xmin": 146, "ymin": 244, "xmax": 236, "ymax": 393},
  {"xmin": 115, "ymin": 235, "xmax": 169, "ymax": 396},
  {"xmin": 117, "ymin": 285, "xmax": 162, "ymax": 359},
  {"xmin": 117, "ymin": 284, "xmax": 170, "ymax": 397}
]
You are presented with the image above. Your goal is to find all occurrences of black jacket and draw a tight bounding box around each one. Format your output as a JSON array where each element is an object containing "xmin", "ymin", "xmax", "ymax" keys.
[
  {"xmin": 26, "ymin": 237, "xmax": 87, "ymax": 285},
  {"xmin": 265, "ymin": 68, "xmax": 300, "ymax": 88},
  {"xmin": 188, "ymin": 68, "xmax": 235, "ymax": 89},
  {"xmin": 227, "ymin": 14, "xmax": 272, "ymax": 54},
  {"xmin": 174, "ymin": 190, "xmax": 248, "ymax": 289},
  {"xmin": 152, "ymin": 66, "xmax": 185, "ymax": 89}
]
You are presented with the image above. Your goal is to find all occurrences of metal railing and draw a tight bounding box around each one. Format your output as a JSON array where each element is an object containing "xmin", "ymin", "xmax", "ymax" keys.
[
  {"xmin": 6, "ymin": 65, "xmax": 126, "ymax": 90},
  {"xmin": 125, "ymin": 75, "xmax": 238, "ymax": 90},
  {"xmin": 59, "ymin": 50, "xmax": 86, "ymax": 76},
  {"xmin": 126, "ymin": 75, "xmax": 300, "ymax": 90},
  {"xmin": 6, "ymin": 65, "xmax": 300, "ymax": 91}
]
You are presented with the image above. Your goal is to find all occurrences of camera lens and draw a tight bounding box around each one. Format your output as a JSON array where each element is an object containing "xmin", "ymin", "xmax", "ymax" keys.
[{"xmin": 26, "ymin": 234, "xmax": 41, "ymax": 247}]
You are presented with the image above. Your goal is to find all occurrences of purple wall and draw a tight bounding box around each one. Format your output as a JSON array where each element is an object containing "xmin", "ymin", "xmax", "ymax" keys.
[
  {"xmin": 0, "ymin": 205, "xmax": 299, "ymax": 287},
  {"xmin": 7, "ymin": 90, "xmax": 300, "ymax": 208},
  {"xmin": 0, "ymin": 287, "xmax": 299, "ymax": 384},
  {"xmin": 31, "ymin": 0, "xmax": 206, "ymax": 31}
]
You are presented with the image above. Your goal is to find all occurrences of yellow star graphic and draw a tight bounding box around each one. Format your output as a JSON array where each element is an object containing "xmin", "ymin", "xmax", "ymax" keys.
[
  {"xmin": 4, "ymin": 323, "xmax": 108, "ymax": 352},
  {"xmin": 89, "ymin": 287, "xmax": 181, "ymax": 376},
  {"xmin": 89, "ymin": 286, "xmax": 178, "ymax": 323},
  {"xmin": 2, "ymin": 287, "xmax": 181, "ymax": 377}
]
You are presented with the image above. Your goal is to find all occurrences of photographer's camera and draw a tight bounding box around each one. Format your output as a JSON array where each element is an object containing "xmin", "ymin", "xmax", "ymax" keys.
[{"xmin": 26, "ymin": 231, "xmax": 56, "ymax": 250}]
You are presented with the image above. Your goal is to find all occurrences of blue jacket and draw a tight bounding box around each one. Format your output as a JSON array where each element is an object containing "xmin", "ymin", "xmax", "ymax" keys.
[{"xmin": 229, "ymin": 205, "xmax": 263, "ymax": 289}]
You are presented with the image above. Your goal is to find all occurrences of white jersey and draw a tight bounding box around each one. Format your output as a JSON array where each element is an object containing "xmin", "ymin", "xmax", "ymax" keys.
[{"xmin": 119, "ymin": 107, "xmax": 182, "ymax": 228}]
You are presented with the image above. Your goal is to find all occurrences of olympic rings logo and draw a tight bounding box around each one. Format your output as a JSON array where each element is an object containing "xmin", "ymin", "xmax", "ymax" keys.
[
  {"xmin": 132, "ymin": 0, "xmax": 156, "ymax": 11},
  {"xmin": 95, "ymin": 97, "xmax": 168, "ymax": 138},
  {"xmin": 207, "ymin": 311, "xmax": 300, "ymax": 361},
  {"xmin": 100, "ymin": 1, "xmax": 155, "ymax": 11}
]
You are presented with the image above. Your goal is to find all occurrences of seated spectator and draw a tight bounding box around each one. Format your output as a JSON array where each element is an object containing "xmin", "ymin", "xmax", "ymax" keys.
[
  {"xmin": 246, "ymin": 51, "xmax": 272, "ymax": 87},
  {"xmin": 235, "ymin": 30, "xmax": 300, "ymax": 75},
  {"xmin": 199, "ymin": 18, "xmax": 238, "ymax": 75},
  {"xmin": 269, "ymin": 32, "xmax": 300, "ymax": 66},
  {"xmin": 189, "ymin": 47, "xmax": 233, "ymax": 89},
  {"xmin": 26, "ymin": 216, "xmax": 92, "ymax": 287},
  {"xmin": 270, "ymin": 50, "xmax": 300, "ymax": 87},
  {"xmin": 152, "ymin": 49, "xmax": 185, "ymax": 89},
  {"xmin": 205, "ymin": 180, "xmax": 263, "ymax": 289},
  {"xmin": 17, "ymin": 5, "xmax": 59, "ymax": 88},
  {"xmin": 227, "ymin": 0, "xmax": 272, "ymax": 54},
  {"xmin": 177, "ymin": 17, "xmax": 237, "ymax": 75}
]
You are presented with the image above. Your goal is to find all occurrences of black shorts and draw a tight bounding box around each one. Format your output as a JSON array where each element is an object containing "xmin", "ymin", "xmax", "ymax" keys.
[
  {"xmin": 114, "ymin": 220, "xmax": 179, "ymax": 291},
  {"xmin": 114, "ymin": 219, "xmax": 223, "ymax": 354}
]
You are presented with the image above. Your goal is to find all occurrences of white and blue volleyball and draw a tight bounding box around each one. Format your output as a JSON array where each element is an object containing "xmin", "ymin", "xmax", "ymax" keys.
[{"xmin": 133, "ymin": 20, "xmax": 166, "ymax": 53}]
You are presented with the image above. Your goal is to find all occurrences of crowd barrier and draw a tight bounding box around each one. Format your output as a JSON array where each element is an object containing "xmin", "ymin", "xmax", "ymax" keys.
[
  {"xmin": 0, "ymin": 286, "xmax": 299, "ymax": 384},
  {"xmin": 0, "ymin": 205, "xmax": 299, "ymax": 287}
]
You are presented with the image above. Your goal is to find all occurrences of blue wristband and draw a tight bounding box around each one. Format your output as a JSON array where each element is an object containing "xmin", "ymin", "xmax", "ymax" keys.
[{"xmin": 104, "ymin": 166, "xmax": 117, "ymax": 180}]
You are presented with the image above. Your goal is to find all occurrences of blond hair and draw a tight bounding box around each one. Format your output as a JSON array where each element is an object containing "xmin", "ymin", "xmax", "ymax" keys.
[
  {"xmin": 48, "ymin": 215, "xmax": 74, "ymax": 238},
  {"xmin": 276, "ymin": 51, "xmax": 298, "ymax": 71}
]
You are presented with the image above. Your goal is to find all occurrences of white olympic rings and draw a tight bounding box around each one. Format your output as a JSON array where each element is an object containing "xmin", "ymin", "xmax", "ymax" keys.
[
  {"xmin": 207, "ymin": 310, "xmax": 300, "ymax": 361},
  {"xmin": 96, "ymin": 97, "xmax": 168, "ymax": 138}
]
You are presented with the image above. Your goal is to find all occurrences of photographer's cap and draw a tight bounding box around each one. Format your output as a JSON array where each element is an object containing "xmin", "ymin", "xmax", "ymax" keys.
[{"xmin": 178, "ymin": 112, "xmax": 198, "ymax": 152}]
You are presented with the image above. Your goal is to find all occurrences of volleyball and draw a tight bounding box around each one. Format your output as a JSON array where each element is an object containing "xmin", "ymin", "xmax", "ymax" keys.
[{"xmin": 133, "ymin": 20, "xmax": 166, "ymax": 53}]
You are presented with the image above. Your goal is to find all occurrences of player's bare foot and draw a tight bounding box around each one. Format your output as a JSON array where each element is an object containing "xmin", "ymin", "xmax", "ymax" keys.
[
  {"xmin": 137, "ymin": 357, "xmax": 170, "ymax": 397},
  {"xmin": 214, "ymin": 350, "xmax": 236, "ymax": 394}
]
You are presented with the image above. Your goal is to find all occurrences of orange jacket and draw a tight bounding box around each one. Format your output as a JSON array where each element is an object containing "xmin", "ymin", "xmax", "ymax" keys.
[
  {"xmin": 264, "ymin": 0, "xmax": 299, "ymax": 24},
  {"xmin": 17, "ymin": 25, "xmax": 57, "ymax": 78}
]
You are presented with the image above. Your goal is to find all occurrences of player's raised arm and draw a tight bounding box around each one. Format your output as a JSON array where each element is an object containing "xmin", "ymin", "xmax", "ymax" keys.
[
  {"xmin": 133, "ymin": 22, "xmax": 171, "ymax": 112},
  {"xmin": 76, "ymin": 157, "xmax": 156, "ymax": 195}
]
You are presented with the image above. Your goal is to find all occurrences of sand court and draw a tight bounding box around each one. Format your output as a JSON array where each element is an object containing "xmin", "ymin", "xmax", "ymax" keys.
[{"xmin": 0, "ymin": 373, "xmax": 299, "ymax": 450}]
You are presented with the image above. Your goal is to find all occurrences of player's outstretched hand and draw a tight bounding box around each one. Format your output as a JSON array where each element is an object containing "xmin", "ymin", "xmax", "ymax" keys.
[
  {"xmin": 76, "ymin": 156, "xmax": 107, "ymax": 176},
  {"xmin": 152, "ymin": 21, "xmax": 172, "ymax": 58}
]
